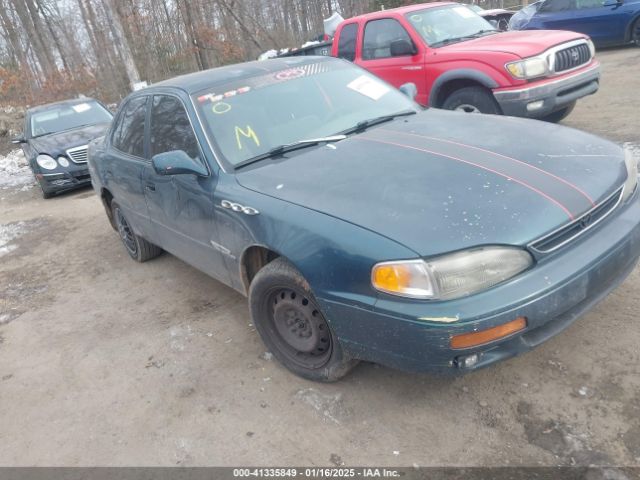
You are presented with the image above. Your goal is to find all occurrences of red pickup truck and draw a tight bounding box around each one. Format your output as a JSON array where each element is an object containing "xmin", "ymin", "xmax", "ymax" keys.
[{"xmin": 330, "ymin": 2, "xmax": 600, "ymax": 122}]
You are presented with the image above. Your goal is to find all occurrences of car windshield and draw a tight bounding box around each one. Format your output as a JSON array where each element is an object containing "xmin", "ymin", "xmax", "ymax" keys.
[
  {"xmin": 29, "ymin": 100, "xmax": 112, "ymax": 138},
  {"xmin": 192, "ymin": 60, "xmax": 419, "ymax": 167},
  {"xmin": 406, "ymin": 5, "xmax": 496, "ymax": 47}
]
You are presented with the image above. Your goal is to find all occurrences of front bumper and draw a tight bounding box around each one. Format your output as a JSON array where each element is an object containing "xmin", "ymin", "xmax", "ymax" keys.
[
  {"xmin": 37, "ymin": 165, "xmax": 92, "ymax": 194},
  {"xmin": 493, "ymin": 63, "xmax": 600, "ymax": 118},
  {"xmin": 321, "ymin": 188, "xmax": 640, "ymax": 374}
]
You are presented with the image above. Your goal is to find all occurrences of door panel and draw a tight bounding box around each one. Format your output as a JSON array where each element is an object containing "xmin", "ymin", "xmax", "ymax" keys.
[
  {"xmin": 356, "ymin": 18, "xmax": 428, "ymax": 105},
  {"xmin": 105, "ymin": 95, "xmax": 152, "ymax": 238},
  {"xmin": 144, "ymin": 94, "xmax": 230, "ymax": 285}
]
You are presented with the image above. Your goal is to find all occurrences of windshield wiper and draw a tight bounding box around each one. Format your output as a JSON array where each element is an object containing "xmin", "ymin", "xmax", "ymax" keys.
[
  {"xmin": 430, "ymin": 30, "xmax": 497, "ymax": 47},
  {"xmin": 339, "ymin": 110, "xmax": 417, "ymax": 136},
  {"xmin": 234, "ymin": 135, "xmax": 347, "ymax": 170}
]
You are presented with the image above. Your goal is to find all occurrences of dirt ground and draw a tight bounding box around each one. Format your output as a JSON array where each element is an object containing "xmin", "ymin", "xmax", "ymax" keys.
[{"xmin": 0, "ymin": 47, "xmax": 639, "ymax": 468}]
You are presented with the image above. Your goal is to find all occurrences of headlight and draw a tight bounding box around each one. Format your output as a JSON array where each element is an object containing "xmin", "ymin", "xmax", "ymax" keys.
[
  {"xmin": 586, "ymin": 38, "xmax": 596, "ymax": 58},
  {"xmin": 372, "ymin": 247, "xmax": 533, "ymax": 301},
  {"xmin": 622, "ymin": 147, "xmax": 639, "ymax": 202},
  {"xmin": 36, "ymin": 154, "xmax": 58, "ymax": 170},
  {"xmin": 506, "ymin": 57, "xmax": 548, "ymax": 80},
  {"xmin": 57, "ymin": 156, "xmax": 70, "ymax": 168}
]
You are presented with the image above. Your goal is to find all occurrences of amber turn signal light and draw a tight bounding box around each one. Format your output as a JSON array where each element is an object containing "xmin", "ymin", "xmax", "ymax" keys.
[{"xmin": 450, "ymin": 317, "xmax": 527, "ymax": 350}]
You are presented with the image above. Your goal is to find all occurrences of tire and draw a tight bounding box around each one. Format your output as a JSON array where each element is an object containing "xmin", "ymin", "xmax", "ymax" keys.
[
  {"xmin": 111, "ymin": 201, "xmax": 162, "ymax": 262},
  {"xmin": 540, "ymin": 101, "xmax": 576, "ymax": 123},
  {"xmin": 632, "ymin": 18, "xmax": 640, "ymax": 47},
  {"xmin": 249, "ymin": 258, "xmax": 358, "ymax": 382},
  {"xmin": 442, "ymin": 86, "xmax": 501, "ymax": 114}
]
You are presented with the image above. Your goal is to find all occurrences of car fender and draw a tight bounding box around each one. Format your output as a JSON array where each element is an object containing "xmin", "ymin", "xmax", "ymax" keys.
[
  {"xmin": 625, "ymin": 12, "xmax": 640, "ymax": 42},
  {"xmin": 429, "ymin": 69, "xmax": 500, "ymax": 107},
  {"xmin": 213, "ymin": 178, "xmax": 418, "ymax": 311}
]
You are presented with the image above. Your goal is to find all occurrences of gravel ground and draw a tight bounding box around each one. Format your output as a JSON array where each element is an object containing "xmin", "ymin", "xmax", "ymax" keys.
[{"xmin": 0, "ymin": 47, "xmax": 639, "ymax": 467}]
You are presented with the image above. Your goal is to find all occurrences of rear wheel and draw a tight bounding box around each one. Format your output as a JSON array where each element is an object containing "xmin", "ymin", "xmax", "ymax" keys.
[
  {"xmin": 442, "ymin": 86, "xmax": 501, "ymax": 114},
  {"xmin": 540, "ymin": 101, "xmax": 576, "ymax": 123},
  {"xmin": 112, "ymin": 201, "xmax": 162, "ymax": 262},
  {"xmin": 249, "ymin": 258, "xmax": 358, "ymax": 382}
]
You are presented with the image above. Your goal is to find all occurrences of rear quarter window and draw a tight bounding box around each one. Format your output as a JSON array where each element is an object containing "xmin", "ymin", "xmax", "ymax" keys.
[{"xmin": 337, "ymin": 23, "xmax": 358, "ymax": 61}]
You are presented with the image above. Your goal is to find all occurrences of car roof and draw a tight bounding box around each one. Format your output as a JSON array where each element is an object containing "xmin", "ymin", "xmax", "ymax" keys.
[
  {"xmin": 345, "ymin": 1, "xmax": 457, "ymax": 22},
  {"xmin": 153, "ymin": 56, "xmax": 337, "ymax": 95},
  {"xmin": 27, "ymin": 97, "xmax": 99, "ymax": 114}
]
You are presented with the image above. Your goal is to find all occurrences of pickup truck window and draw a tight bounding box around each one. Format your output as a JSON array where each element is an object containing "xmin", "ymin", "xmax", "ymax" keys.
[
  {"xmin": 112, "ymin": 96, "xmax": 147, "ymax": 158},
  {"xmin": 406, "ymin": 5, "xmax": 495, "ymax": 47},
  {"xmin": 362, "ymin": 18, "xmax": 414, "ymax": 60},
  {"xmin": 337, "ymin": 23, "xmax": 358, "ymax": 61},
  {"xmin": 150, "ymin": 95, "xmax": 201, "ymax": 161}
]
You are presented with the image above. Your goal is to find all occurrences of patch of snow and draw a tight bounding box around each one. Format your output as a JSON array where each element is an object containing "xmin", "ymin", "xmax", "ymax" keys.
[
  {"xmin": 0, "ymin": 221, "xmax": 28, "ymax": 257},
  {"xmin": 0, "ymin": 149, "xmax": 34, "ymax": 190}
]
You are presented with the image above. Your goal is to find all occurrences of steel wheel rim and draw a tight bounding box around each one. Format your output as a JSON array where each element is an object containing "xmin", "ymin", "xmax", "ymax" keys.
[
  {"xmin": 265, "ymin": 287, "xmax": 332, "ymax": 369},
  {"xmin": 115, "ymin": 207, "xmax": 137, "ymax": 256},
  {"xmin": 455, "ymin": 104, "xmax": 481, "ymax": 113}
]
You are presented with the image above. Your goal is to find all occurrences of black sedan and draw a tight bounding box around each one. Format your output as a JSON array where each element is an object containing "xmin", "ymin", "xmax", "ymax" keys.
[{"xmin": 12, "ymin": 98, "xmax": 113, "ymax": 198}]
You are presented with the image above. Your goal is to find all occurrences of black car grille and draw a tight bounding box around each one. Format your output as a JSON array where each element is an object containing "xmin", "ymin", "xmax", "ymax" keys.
[
  {"xmin": 554, "ymin": 43, "xmax": 591, "ymax": 73},
  {"xmin": 530, "ymin": 187, "xmax": 623, "ymax": 254}
]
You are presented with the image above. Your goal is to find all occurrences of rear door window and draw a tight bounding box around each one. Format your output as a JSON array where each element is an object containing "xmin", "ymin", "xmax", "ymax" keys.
[
  {"xmin": 111, "ymin": 96, "xmax": 147, "ymax": 158},
  {"xmin": 337, "ymin": 23, "xmax": 358, "ymax": 61},
  {"xmin": 149, "ymin": 95, "xmax": 201, "ymax": 161}
]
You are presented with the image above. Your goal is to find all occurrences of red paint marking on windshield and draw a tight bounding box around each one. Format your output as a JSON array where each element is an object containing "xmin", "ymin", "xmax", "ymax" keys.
[
  {"xmin": 357, "ymin": 137, "xmax": 575, "ymax": 220},
  {"xmin": 382, "ymin": 129, "xmax": 596, "ymax": 206}
]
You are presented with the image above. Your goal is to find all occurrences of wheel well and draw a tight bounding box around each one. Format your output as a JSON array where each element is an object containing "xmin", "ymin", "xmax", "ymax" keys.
[
  {"xmin": 101, "ymin": 188, "xmax": 116, "ymax": 230},
  {"xmin": 241, "ymin": 246, "xmax": 280, "ymax": 293},
  {"xmin": 432, "ymin": 78, "xmax": 486, "ymax": 108},
  {"xmin": 627, "ymin": 14, "xmax": 640, "ymax": 42}
]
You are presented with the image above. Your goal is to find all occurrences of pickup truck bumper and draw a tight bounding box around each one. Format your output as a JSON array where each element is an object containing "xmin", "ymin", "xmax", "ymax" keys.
[{"xmin": 493, "ymin": 62, "xmax": 600, "ymax": 119}]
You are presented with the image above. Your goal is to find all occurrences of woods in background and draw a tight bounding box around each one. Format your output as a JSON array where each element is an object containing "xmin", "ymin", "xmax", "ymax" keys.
[
  {"xmin": 0, "ymin": 0, "xmax": 510, "ymax": 106},
  {"xmin": 0, "ymin": 0, "xmax": 378, "ymax": 105}
]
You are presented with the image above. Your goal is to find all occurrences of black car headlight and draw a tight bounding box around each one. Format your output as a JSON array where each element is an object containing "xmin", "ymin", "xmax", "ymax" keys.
[{"xmin": 36, "ymin": 154, "xmax": 57, "ymax": 170}]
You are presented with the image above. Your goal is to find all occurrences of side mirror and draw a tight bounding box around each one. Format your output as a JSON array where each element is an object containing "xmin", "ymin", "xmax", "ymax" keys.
[
  {"xmin": 152, "ymin": 150, "xmax": 208, "ymax": 176},
  {"xmin": 399, "ymin": 82, "xmax": 418, "ymax": 101},
  {"xmin": 390, "ymin": 39, "xmax": 417, "ymax": 57},
  {"xmin": 11, "ymin": 136, "xmax": 25, "ymax": 144}
]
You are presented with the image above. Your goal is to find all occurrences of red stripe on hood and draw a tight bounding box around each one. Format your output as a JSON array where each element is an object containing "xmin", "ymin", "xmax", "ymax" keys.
[{"xmin": 356, "ymin": 137, "xmax": 575, "ymax": 220}]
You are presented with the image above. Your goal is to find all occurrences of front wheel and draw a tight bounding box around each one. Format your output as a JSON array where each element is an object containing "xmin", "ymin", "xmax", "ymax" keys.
[
  {"xmin": 540, "ymin": 101, "xmax": 576, "ymax": 123},
  {"xmin": 442, "ymin": 86, "xmax": 501, "ymax": 114},
  {"xmin": 632, "ymin": 18, "xmax": 640, "ymax": 47},
  {"xmin": 249, "ymin": 258, "xmax": 358, "ymax": 382},
  {"xmin": 111, "ymin": 201, "xmax": 162, "ymax": 262}
]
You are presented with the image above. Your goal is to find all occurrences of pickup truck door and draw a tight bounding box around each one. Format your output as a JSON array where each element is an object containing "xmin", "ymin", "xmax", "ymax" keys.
[
  {"xmin": 142, "ymin": 93, "xmax": 231, "ymax": 286},
  {"xmin": 104, "ymin": 95, "xmax": 153, "ymax": 239},
  {"xmin": 355, "ymin": 18, "xmax": 428, "ymax": 105}
]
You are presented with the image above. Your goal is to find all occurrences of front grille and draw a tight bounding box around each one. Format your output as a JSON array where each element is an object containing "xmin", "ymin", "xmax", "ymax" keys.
[
  {"xmin": 530, "ymin": 186, "xmax": 623, "ymax": 254},
  {"xmin": 554, "ymin": 43, "xmax": 591, "ymax": 73},
  {"xmin": 66, "ymin": 145, "xmax": 88, "ymax": 163}
]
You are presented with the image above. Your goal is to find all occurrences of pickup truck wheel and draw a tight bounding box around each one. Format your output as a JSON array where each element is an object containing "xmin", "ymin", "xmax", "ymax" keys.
[
  {"xmin": 249, "ymin": 258, "xmax": 358, "ymax": 382},
  {"xmin": 540, "ymin": 101, "xmax": 576, "ymax": 123},
  {"xmin": 442, "ymin": 86, "xmax": 501, "ymax": 114},
  {"xmin": 112, "ymin": 201, "xmax": 162, "ymax": 262}
]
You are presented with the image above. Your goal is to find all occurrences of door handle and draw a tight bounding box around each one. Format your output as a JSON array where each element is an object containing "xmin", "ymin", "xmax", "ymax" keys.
[{"xmin": 145, "ymin": 182, "xmax": 156, "ymax": 192}]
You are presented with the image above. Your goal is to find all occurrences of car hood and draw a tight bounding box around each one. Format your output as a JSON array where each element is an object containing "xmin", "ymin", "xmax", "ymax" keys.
[
  {"xmin": 236, "ymin": 109, "xmax": 626, "ymax": 257},
  {"xmin": 29, "ymin": 123, "xmax": 110, "ymax": 157},
  {"xmin": 441, "ymin": 29, "xmax": 585, "ymax": 58}
]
